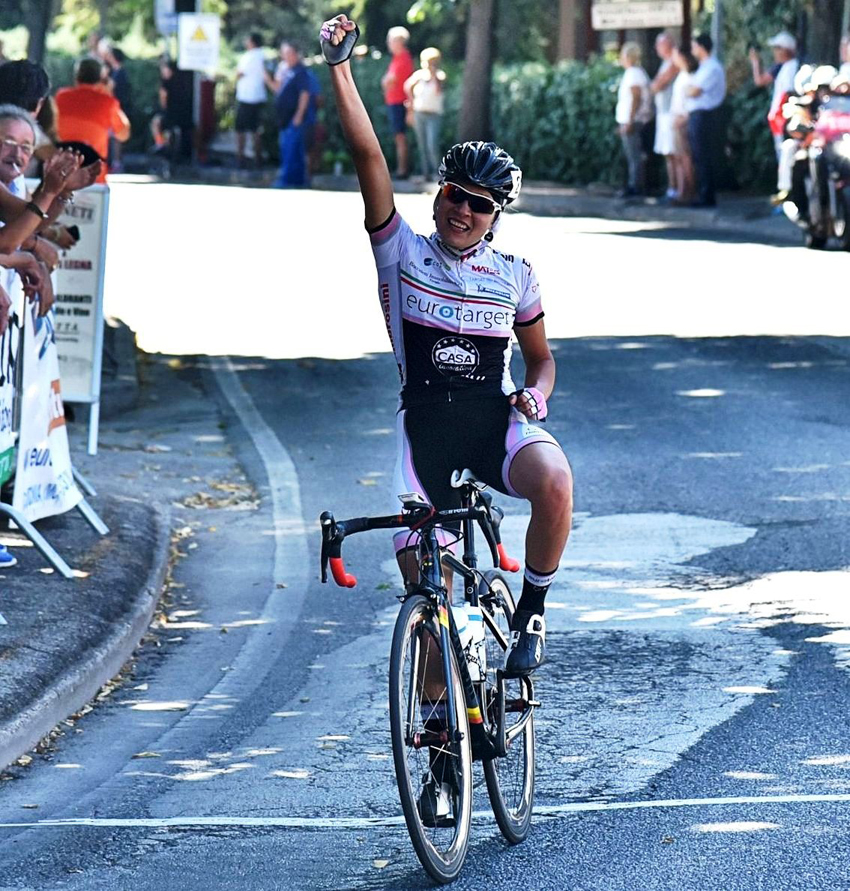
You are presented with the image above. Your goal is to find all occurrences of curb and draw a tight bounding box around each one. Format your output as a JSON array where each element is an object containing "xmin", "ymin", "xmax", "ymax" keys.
[{"xmin": 0, "ymin": 504, "xmax": 172, "ymax": 772}]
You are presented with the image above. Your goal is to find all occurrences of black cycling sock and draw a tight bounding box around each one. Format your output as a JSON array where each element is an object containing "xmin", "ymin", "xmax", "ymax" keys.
[{"xmin": 515, "ymin": 563, "xmax": 558, "ymax": 619}]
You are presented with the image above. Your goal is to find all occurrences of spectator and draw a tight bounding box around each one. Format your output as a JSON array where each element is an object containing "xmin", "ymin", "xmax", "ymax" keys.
[
  {"xmin": 0, "ymin": 60, "xmax": 51, "ymax": 156},
  {"xmin": 615, "ymin": 42, "xmax": 653, "ymax": 198},
  {"xmin": 749, "ymin": 32, "xmax": 799, "ymax": 173},
  {"xmin": 55, "ymin": 58, "xmax": 130, "ymax": 183},
  {"xmin": 651, "ymin": 32, "xmax": 678, "ymax": 201},
  {"xmin": 686, "ymin": 33, "xmax": 726, "ymax": 208},
  {"xmin": 0, "ymin": 40, "xmax": 6, "ymax": 65},
  {"xmin": 381, "ymin": 26, "xmax": 414, "ymax": 179},
  {"xmin": 840, "ymin": 35, "xmax": 850, "ymax": 80},
  {"xmin": 99, "ymin": 43, "xmax": 133, "ymax": 174},
  {"xmin": 272, "ymin": 42, "xmax": 317, "ymax": 188},
  {"xmin": 403, "ymin": 47, "xmax": 446, "ymax": 181},
  {"xmin": 235, "ymin": 32, "xmax": 267, "ymax": 169},
  {"xmin": 265, "ymin": 40, "xmax": 289, "ymax": 94},
  {"xmin": 670, "ymin": 44, "xmax": 698, "ymax": 204}
]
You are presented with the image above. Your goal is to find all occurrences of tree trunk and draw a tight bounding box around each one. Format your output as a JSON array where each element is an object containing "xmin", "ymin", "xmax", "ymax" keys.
[
  {"xmin": 557, "ymin": 0, "xmax": 578, "ymax": 61},
  {"xmin": 97, "ymin": 0, "xmax": 109, "ymax": 34},
  {"xmin": 24, "ymin": 0, "xmax": 56, "ymax": 65},
  {"xmin": 806, "ymin": 0, "xmax": 843, "ymax": 62},
  {"xmin": 457, "ymin": 0, "xmax": 495, "ymax": 142}
]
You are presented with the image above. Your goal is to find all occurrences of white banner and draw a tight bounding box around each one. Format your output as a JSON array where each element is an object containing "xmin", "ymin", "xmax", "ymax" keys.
[
  {"xmin": 52, "ymin": 185, "xmax": 109, "ymax": 404},
  {"xmin": 12, "ymin": 299, "xmax": 82, "ymax": 523}
]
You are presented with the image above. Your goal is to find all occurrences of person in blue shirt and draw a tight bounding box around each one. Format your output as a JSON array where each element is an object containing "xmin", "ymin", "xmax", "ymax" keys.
[{"xmin": 273, "ymin": 42, "xmax": 319, "ymax": 188}]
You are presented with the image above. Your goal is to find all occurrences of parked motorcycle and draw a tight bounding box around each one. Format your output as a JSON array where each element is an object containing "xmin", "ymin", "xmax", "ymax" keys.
[{"xmin": 784, "ymin": 90, "xmax": 850, "ymax": 250}]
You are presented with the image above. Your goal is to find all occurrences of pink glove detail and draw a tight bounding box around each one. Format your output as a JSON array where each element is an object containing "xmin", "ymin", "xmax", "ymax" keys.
[{"xmin": 516, "ymin": 387, "xmax": 548, "ymax": 421}]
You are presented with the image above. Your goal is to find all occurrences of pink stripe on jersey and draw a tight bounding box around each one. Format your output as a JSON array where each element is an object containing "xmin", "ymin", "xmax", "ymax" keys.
[{"xmin": 369, "ymin": 212, "xmax": 401, "ymax": 246}]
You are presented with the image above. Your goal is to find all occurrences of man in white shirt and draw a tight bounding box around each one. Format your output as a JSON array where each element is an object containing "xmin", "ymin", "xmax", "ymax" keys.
[
  {"xmin": 749, "ymin": 31, "xmax": 799, "ymax": 158},
  {"xmin": 686, "ymin": 33, "xmax": 726, "ymax": 207},
  {"xmin": 235, "ymin": 32, "xmax": 268, "ymax": 168}
]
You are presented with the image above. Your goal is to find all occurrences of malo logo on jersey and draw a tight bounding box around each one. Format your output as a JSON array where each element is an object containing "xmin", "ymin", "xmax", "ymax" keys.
[
  {"xmin": 471, "ymin": 264, "xmax": 499, "ymax": 276},
  {"xmin": 432, "ymin": 336, "xmax": 480, "ymax": 376}
]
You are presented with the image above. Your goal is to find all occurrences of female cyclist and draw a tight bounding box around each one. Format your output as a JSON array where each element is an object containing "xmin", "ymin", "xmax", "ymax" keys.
[{"xmin": 321, "ymin": 14, "xmax": 573, "ymax": 676}]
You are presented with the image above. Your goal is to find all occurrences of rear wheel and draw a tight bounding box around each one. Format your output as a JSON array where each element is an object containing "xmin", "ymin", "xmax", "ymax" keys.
[
  {"xmin": 478, "ymin": 571, "xmax": 535, "ymax": 844},
  {"xmin": 389, "ymin": 593, "xmax": 472, "ymax": 884}
]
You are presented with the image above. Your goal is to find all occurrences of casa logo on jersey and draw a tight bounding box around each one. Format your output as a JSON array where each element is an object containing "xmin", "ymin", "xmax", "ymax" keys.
[{"xmin": 432, "ymin": 336, "xmax": 480, "ymax": 376}]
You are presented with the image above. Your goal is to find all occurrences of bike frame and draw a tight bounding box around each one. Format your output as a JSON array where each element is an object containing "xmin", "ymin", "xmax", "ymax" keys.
[{"xmin": 320, "ymin": 480, "xmax": 534, "ymax": 761}]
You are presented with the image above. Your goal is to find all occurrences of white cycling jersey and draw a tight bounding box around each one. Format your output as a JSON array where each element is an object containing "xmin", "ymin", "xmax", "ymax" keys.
[{"xmin": 369, "ymin": 209, "xmax": 544, "ymax": 407}]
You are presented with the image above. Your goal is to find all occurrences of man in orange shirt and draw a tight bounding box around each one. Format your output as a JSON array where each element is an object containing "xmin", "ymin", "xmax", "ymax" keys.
[
  {"xmin": 381, "ymin": 26, "xmax": 414, "ymax": 179},
  {"xmin": 55, "ymin": 58, "xmax": 130, "ymax": 183}
]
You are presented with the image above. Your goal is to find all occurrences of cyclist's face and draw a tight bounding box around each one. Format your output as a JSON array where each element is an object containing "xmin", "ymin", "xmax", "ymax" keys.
[{"xmin": 434, "ymin": 181, "xmax": 499, "ymax": 250}]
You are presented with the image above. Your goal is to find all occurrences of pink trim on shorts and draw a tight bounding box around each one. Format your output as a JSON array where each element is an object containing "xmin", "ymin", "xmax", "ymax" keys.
[{"xmin": 501, "ymin": 409, "xmax": 562, "ymax": 498}]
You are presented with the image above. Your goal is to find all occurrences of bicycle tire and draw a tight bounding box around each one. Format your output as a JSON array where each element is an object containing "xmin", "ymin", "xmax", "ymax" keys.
[
  {"xmin": 479, "ymin": 570, "xmax": 535, "ymax": 844},
  {"xmin": 389, "ymin": 592, "xmax": 473, "ymax": 884}
]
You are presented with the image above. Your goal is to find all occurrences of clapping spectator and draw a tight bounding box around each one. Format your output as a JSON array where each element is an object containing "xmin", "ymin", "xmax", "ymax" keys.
[
  {"xmin": 382, "ymin": 26, "xmax": 414, "ymax": 179},
  {"xmin": 616, "ymin": 42, "xmax": 653, "ymax": 198},
  {"xmin": 99, "ymin": 43, "xmax": 133, "ymax": 173},
  {"xmin": 234, "ymin": 33, "xmax": 267, "ymax": 169}
]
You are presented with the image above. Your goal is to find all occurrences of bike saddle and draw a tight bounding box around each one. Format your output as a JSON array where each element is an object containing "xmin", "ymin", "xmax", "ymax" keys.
[{"xmin": 450, "ymin": 468, "xmax": 488, "ymax": 490}]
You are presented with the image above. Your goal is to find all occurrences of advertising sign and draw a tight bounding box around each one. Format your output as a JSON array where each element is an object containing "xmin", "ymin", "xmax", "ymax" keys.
[
  {"xmin": 178, "ymin": 13, "xmax": 221, "ymax": 72},
  {"xmin": 12, "ymin": 299, "xmax": 82, "ymax": 523},
  {"xmin": 592, "ymin": 0, "xmax": 683, "ymax": 29},
  {"xmin": 0, "ymin": 275, "xmax": 19, "ymax": 487}
]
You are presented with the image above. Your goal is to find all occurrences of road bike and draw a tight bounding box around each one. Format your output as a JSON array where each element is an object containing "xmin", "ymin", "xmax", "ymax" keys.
[{"xmin": 320, "ymin": 469, "xmax": 538, "ymax": 883}]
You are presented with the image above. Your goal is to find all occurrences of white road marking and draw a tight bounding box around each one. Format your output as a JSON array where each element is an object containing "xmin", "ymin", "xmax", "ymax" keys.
[{"xmin": 1, "ymin": 793, "xmax": 849, "ymax": 832}]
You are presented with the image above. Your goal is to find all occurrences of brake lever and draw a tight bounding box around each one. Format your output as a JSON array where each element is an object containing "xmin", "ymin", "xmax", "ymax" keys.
[
  {"xmin": 319, "ymin": 511, "xmax": 335, "ymax": 583},
  {"xmin": 490, "ymin": 504, "xmax": 520, "ymax": 572}
]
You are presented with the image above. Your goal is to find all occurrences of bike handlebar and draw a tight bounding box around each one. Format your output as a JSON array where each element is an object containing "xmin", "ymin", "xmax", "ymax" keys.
[{"xmin": 319, "ymin": 492, "xmax": 520, "ymax": 588}]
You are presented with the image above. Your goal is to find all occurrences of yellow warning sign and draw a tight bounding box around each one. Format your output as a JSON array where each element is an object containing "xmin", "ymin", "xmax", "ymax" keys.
[{"xmin": 177, "ymin": 13, "xmax": 220, "ymax": 71}]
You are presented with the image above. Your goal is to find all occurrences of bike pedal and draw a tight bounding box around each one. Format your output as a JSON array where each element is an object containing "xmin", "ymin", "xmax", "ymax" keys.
[{"xmin": 528, "ymin": 699, "xmax": 541, "ymax": 708}]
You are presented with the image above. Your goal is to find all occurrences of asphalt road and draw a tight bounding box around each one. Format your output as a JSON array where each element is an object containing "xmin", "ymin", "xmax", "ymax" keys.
[{"xmin": 0, "ymin": 186, "xmax": 849, "ymax": 889}]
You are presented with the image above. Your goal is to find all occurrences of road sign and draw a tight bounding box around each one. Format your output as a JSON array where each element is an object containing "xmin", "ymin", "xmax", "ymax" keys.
[
  {"xmin": 592, "ymin": 0, "xmax": 683, "ymax": 30},
  {"xmin": 154, "ymin": 0, "xmax": 177, "ymax": 36},
  {"xmin": 177, "ymin": 13, "xmax": 220, "ymax": 72}
]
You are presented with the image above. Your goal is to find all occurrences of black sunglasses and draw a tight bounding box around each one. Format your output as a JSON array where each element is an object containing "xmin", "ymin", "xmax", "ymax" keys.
[{"xmin": 440, "ymin": 182, "xmax": 500, "ymax": 215}]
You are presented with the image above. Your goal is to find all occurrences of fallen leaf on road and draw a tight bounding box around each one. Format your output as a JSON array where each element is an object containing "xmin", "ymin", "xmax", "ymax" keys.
[
  {"xmin": 20, "ymin": 804, "xmax": 38, "ymax": 809},
  {"xmin": 372, "ymin": 860, "xmax": 389, "ymax": 869},
  {"xmin": 661, "ymin": 836, "xmax": 675, "ymax": 844},
  {"xmin": 16, "ymin": 755, "xmax": 32, "ymax": 767},
  {"xmin": 357, "ymin": 478, "xmax": 378, "ymax": 486},
  {"xmin": 132, "ymin": 752, "xmax": 161, "ymax": 759},
  {"xmin": 276, "ymin": 582, "xmax": 287, "ymax": 589}
]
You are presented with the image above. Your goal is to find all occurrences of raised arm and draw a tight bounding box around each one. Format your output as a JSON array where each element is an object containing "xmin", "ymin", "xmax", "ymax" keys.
[{"xmin": 323, "ymin": 15, "xmax": 394, "ymax": 229}]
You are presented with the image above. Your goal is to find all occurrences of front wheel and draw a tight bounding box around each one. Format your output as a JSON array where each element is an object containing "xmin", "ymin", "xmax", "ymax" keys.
[
  {"xmin": 389, "ymin": 593, "xmax": 473, "ymax": 884},
  {"xmin": 478, "ymin": 571, "xmax": 535, "ymax": 844}
]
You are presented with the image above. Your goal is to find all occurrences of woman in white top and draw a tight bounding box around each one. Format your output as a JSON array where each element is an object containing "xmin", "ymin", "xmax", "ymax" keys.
[
  {"xmin": 403, "ymin": 47, "xmax": 446, "ymax": 180},
  {"xmin": 670, "ymin": 44, "xmax": 698, "ymax": 204},
  {"xmin": 616, "ymin": 42, "xmax": 653, "ymax": 197}
]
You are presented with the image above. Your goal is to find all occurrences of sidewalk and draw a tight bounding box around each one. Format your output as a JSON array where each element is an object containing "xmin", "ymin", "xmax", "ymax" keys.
[
  {"xmin": 0, "ymin": 346, "xmax": 254, "ymax": 771},
  {"xmin": 117, "ymin": 161, "xmax": 800, "ymax": 247}
]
